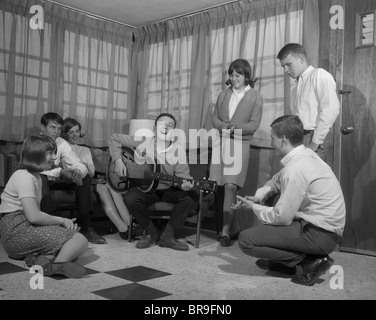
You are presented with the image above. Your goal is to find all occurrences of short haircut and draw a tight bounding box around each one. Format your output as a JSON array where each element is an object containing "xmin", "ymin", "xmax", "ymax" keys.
[
  {"xmin": 41, "ymin": 112, "xmax": 64, "ymax": 126},
  {"xmin": 270, "ymin": 115, "xmax": 304, "ymax": 146},
  {"xmin": 17, "ymin": 134, "xmax": 57, "ymax": 173},
  {"xmin": 277, "ymin": 43, "xmax": 307, "ymax": 60},
  {"xmin": 155, "ymin": 113, "xmax": 177, "ymax": 128},
  {"xmin": 227, "ymin": 59, "xmax": 253, "ymax": 87},
  {"xmin": 62, "ymin": 117, "xmax": 85, "ymax": 140}
]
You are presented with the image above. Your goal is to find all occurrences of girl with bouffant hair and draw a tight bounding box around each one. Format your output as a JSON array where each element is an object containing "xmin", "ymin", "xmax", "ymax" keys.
[{"xmin": 225, "ymin": 59, "xmax": 257, "ymax": 88}]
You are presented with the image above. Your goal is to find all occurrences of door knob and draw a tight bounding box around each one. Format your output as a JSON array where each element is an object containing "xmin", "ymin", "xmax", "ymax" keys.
[{"xmin": 341, "ymin": 126, "xmax": 354, "ymax": 135}]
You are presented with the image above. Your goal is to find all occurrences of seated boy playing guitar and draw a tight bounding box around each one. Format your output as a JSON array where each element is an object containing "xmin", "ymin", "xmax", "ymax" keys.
[{"xmin": 108, "ymin": 113, "xmax": 198, "ymax": 251}]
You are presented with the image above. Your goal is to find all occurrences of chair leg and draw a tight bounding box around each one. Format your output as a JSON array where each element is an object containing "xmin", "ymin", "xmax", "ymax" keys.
[
  {"xmin": 128, "ymin": 214, "xmax": 133, "ymax": 242},
  {"xmin": 215, "ymin": 186, "xmax": 224, "ymax": 235},
  {"xmin": 195, "ymin": 190, "xmax": 204, "ymax": 248}
]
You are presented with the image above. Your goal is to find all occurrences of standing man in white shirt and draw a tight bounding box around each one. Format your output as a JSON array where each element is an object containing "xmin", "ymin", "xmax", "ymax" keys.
[
  {"xmin": 234, "ymin": 115, "xmax": 346, "ymax": 286},
  {"xmin": 40, "ymin": 112, "xmax": 106, "ymax": 244},
  {"xmin": 277, "ymin": 43, "xmax": 340, "ymax": 161}
]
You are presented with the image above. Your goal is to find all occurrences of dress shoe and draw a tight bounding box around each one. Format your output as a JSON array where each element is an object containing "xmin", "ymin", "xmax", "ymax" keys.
[
  {"xmin": 43, "ymin": 262, "xmax": 87, "ymax": 278},
  {"xmin": 219, "ymin": 235, "xmax": 231, "ymax": 247},
  {"xmin": 118, "ymin": 230, "xmax": 129, "ymax": 240},
  {"xmin": 136, "ymin": 234, "xmax": 155, "ymax": 249},
  {"xmin": 291, "ymin": 256, "xmax": 334, "ymax": 286},
  {"xmin": 82, "ymin": 227, "xmax": 107, "ymax": 244},
  {"xmin": 159, "ymin": 237, "xmax": 189, "ymax": 251},
  {"xmin": 255, "ymin": 259, "xmax": 297, "ymax": 275}
]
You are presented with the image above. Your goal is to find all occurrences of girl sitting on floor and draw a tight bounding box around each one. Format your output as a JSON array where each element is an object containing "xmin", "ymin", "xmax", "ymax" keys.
[{"xmin": 0, "ymin": 134, "xmax": 88, "ymax": 278}]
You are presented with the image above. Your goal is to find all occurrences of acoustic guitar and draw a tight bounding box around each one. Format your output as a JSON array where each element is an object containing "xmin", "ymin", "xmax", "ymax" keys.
[{"xmin": 107, "ymin": 145, "xmax": 217, "ymax": 194}]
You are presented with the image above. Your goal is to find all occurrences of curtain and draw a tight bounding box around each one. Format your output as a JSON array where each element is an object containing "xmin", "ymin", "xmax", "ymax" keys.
[
  {"xmin": 131, "ymin": 0, "xmax": 319, "ymax": 148},
  {"xmin": 0, "ymin": 0, "xmax": 319, "ymax": 150},
  {"xmin": 0, "ymin": 0, "xmax": 134, "ymax": 146}
]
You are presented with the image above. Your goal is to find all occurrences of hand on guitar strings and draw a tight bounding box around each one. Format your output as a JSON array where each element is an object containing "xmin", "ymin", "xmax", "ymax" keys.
[{"xmin": 114, "ymin": 158, "xmax": 127, "ymax": 177}]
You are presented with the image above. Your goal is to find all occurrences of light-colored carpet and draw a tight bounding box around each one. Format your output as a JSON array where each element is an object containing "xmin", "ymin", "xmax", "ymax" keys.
[{"xmin": 1, "ymin": 227, "xmax": 375, "ymax": 300}]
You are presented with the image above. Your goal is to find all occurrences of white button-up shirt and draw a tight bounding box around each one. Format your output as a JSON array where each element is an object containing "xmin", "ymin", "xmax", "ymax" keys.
[
  {"xmin": 291, "ymin": 66, "xmax": 340, "ymax": 145},
  {"xmin": 251, "ymin": 145, "xmax": 346, "ymax": 236},
  {"xmin": 228, "ymin": 85, "xmax": 251, "ymax": 120},
  {"xmin": 42, "ymin": 137, "xmax": 88, "ymax": 178}
]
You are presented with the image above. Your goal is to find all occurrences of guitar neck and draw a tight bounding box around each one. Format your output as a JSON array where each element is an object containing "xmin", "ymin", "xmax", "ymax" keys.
[{"xmin": 145, "ymin": 171, "xmax": 196, "ymax": 187}]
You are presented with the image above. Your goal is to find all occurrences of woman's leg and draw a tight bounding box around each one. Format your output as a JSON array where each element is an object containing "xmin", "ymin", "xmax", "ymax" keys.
[
  {"xmin": 54, "ymin": 232, "xmax": 88, "ymax": 263},
  {"xmin": 108, "ymin": 185, "xmax": 130, "ymax": 226},
  {"xmin": 221, "ymin": 183, "xmax": 238, "ymax": 237},
  {"xmin": 96, "ymin": 184, "xmax": 128, "ymax": 232}
]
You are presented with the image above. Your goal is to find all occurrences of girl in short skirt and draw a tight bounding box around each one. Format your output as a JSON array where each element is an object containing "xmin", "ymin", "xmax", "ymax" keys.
[{"xmin": 0, "ymin": 134, "xmax": 88, "ymax": 278}]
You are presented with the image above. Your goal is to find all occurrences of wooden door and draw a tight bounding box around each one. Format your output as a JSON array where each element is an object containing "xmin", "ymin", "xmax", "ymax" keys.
[{"xmin": 339, "ymin": 0, "xmax": 376, "ymax": 255}]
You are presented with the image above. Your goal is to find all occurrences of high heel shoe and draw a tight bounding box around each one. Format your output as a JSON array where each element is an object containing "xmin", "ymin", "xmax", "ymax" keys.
[
  {"xmin": 220, "ymin": 235, "xmax": 231, "ymax": 247},
  {"xmin": 119, "ymin": 223, "xmax": 144, "ymax": 240},
  {"xmin": 230, "ymin": 231, "xmax": 240, "ymax": 240}
]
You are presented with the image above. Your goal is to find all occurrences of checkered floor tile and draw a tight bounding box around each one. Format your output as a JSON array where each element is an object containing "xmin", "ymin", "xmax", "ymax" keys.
[
  {"xmin": 0, "ymin": 261, "xmax": 28, "ymax": 275},
  {"xmin": 1, "ymin": 229, "xmax": 375, "ymax": 300},
  {"xmin": 93, "ymin": 283, "xmax": 171, "ymax": 300},
  {"xmin": 0, "ymin": 261, "xmax": 171, "ymax": 300}
]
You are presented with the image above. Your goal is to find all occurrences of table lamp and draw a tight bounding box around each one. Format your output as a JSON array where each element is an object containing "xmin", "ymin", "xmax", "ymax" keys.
[{"xmin": 128, "ymin": 119, "xmax": 155, "ymax": 138}]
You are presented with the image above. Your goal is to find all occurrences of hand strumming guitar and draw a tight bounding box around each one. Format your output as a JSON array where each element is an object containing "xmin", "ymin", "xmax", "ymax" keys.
[{"xmin": 114, "ymin": 158, "xmax": 127, "ymax": 177}]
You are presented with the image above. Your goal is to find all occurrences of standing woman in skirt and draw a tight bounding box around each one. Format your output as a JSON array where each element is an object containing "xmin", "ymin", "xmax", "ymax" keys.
[
  {"xmin": 211, "ymin": 59, "xmax": 263, "ymax": 247},
  {"xmin": 0, "ymin": 134, "xmax": 88, "ymax": 278}
]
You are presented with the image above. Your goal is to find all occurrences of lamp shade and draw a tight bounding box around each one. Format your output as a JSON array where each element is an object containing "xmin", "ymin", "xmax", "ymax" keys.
[{"xmin": 129, "ymin": 119, "xmax": 155, "ymax": 137}]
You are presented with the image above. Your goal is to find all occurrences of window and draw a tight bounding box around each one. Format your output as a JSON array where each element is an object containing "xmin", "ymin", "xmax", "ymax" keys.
[
  {"xmin": 356, "ymin": 12, "xmax": 375, "ymax": 47},
  {"xmin": 0, "ymin": 8, "xmax": 131, "ymax": 145}
]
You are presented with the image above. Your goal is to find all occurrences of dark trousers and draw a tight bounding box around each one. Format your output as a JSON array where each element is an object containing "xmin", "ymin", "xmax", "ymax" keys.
[
  {"xmin": 124, "ymin": 187, "xmax": 196, "ymax": 234},
  {"xmin": 40, "ymin": 174, "xmax": 93, "ymax": 230},
  {"xmin": 303, "ymin": 130, "xmax": 332, "ymax": 162},
  {"xmin": 238, "ymin": 219, "xmax": 341, "ymax": 268}
]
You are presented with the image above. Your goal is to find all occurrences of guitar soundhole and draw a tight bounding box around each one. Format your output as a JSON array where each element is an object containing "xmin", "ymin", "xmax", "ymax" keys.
[
  {"xmin": 117, "ymin": 180, "xmax": 127, "ymax": 188},
  {"xmin": 124, "ymin": 155, "xmax": 135, "ymax": 163}
]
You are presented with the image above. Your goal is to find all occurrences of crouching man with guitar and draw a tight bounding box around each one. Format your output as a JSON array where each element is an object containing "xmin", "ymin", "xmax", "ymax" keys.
[{"xmin": 108, "ymin": 113, "xmax": 196, "ymax": 251}]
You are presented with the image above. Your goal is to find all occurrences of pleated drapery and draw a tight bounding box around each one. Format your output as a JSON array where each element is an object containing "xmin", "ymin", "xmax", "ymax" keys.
[
  {"xmin": 0, "ymin": 0, "xmax": 319, "ymax": 148},
  {"xmin": 0, "ymin": 0, "xmax": 133, "ymax": 146},
  {"xmin": 131, "ymin": 0, "xmax": 319, "ymax": 147}
]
